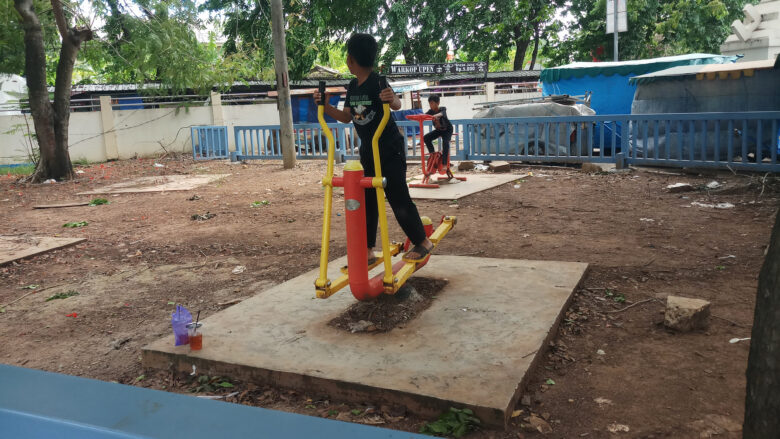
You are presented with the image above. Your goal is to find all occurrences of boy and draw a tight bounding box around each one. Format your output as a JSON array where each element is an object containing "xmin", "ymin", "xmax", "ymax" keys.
[
  {"xmin": 424, "ymin": 94, "xmax": 454, "ymax": 167},
  {"xmin": 314, "ymin": 33, "xmax": 434, "ymax": 263}
]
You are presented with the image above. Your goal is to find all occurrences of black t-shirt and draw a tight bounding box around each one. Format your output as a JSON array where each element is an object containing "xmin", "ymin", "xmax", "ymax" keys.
[
  {"xmin": 426, "ymin": 107, "xmax": 453, "ymax": 133},
  {"xmin": 345, "ymin": 72, "xmax": 404, "ymax": 155}
]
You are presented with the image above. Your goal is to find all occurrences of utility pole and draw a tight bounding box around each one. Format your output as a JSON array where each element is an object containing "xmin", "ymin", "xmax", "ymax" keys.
[
  {"xmin": 613, "ymin": 0, "xmax": 619, "ymax": 61},
  {"xmin": 271, "ymin": 0, "xmax": 296, "ymax": 169}
]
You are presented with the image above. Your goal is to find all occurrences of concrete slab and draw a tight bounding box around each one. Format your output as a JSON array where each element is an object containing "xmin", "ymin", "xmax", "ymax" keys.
[
  {"xmin": 143, "ymin": 255, "xmax": 587, "ymax": 428},
  {"xmin": 0, "ymin": 235, "xmax": 86, "ymax": 266},
  {"xmin": 77, "ymin": 174, "xmax": 229, "ymax": 195},
  {"xmin": 408, "ymin": 173, "xmax": 523, "ymax": 200}
]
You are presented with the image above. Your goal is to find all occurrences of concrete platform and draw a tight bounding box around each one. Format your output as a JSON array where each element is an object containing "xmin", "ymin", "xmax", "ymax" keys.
[
  {"xmin": 77, "ymin": 174, "xmax": 229, "ymax": 195},
  {"xmin": 143, "ymin": 255, "xmax": 588, "ymax": 428},
  {"xmin": 0, "ymin": 235, "xmax": 86, "ymax": 266},
  {"xmin": 408, "ymin": 173, "xmax": 522, "ymax": 200}
]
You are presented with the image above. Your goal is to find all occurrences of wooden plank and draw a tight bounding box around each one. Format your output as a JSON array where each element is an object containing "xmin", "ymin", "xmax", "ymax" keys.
[
  {"xmin": 0, "ymin": 236, "xmax": 87, "ymax": 266},
  {"xmin": 33, "ymin": 202, "xmax": 90, "ymax": 209}
]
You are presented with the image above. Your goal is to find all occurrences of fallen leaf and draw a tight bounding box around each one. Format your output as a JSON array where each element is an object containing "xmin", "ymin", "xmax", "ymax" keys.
[
  {"xmin": 607, "ymin": 423, "xmax": 630, "ymax": 433},
  {"xmin": 512, "ymin": 410, "xmax": 523, "ymax": 418}
]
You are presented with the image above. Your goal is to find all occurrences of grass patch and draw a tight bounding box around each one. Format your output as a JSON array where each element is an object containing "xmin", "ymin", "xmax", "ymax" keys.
[
  {"xmin": 46, "ymin": 290, "xmax": 79, "ymax": 301},
  {"xmin": 0, "ymin": 164, "xmax": 35, "ymax": 175}
]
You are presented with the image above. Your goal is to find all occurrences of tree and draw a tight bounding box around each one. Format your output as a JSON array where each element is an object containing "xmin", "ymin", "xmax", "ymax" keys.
[
  {"xmin": 452, "ymin": 0, "xmax": 561, "ymax": 70},
  {"xmin": 544, "ymin": 0, "xmax": 758, "ymax": 66},
  {"xmin": 744, "ymin": 209, "xmax": 780, "ymax": 436},
  {"xmin": 14, "ymin": 0, "xmax": 93, "ymax": 182},
  {"xmin": 374, "ymin": 0, "xmax": 452, "ymax": 67},
  {"xmin": 203, "ymin": 0, "xmax": 381, "ymax": 79}
]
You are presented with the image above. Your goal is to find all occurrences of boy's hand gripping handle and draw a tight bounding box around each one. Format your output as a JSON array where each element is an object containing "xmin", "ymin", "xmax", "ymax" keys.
[{"xmin": 317, "ymin": 81, "xmax": 326, "ymax": 106}]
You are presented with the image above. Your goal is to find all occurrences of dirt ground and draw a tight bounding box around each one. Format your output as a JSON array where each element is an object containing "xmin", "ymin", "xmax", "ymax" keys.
[{"xmin": 1, "ymin": 156, "xmax": 776, "ymax": 438}]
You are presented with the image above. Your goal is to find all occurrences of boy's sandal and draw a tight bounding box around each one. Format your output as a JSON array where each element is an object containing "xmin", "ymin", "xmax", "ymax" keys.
[{"xmin": 403, "ymin": 244, "xmax": 432, "ymax": 263}]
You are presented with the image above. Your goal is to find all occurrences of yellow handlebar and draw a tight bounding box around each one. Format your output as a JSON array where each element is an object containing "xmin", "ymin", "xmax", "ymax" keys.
[{"xmin": 371, "ymin": 101, "xmax": 394, "ymax": 289}]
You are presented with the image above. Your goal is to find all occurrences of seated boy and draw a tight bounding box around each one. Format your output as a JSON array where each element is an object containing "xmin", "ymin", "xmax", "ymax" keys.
[
  {"xmin": 423, "ymin": 94, "xmax": 454, "ymax": 167},
  {"xmin": 314, "ymin": 33, "xmax": 434, "ymax": 263}
]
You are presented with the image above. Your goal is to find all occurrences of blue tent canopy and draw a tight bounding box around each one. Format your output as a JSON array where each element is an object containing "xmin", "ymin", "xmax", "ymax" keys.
[{"xmin": 541, "ymin": 54, "xmax": 736, "ymax": 115}]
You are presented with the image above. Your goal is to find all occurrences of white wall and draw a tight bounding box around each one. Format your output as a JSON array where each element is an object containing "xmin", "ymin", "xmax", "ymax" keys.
[
  {"xmin": 0, "ymin": 92, "xmax": 537, "ymax": 165},
  {"xmin": 113, "ymin": 106, "xmax": 212, "ymax": 159},
  {"xmin": 419, "ymin": 92, "xmax": 542, "ymax": 120}
]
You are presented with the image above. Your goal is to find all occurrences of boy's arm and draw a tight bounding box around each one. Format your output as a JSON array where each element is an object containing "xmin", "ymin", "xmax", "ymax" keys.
[
  {"xmin": 379, "ymin": 87, "xmax": 402, "ymax": 111},
  {"xmin": 314, "ymin": 90, "xmax": 352, "ymax": 123},
  {"xmin": 324, "ymin": 102, "xmax": 353, "ymax": 124}
]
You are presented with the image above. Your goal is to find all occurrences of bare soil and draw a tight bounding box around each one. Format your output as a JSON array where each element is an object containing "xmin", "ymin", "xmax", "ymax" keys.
[
  {"xmin": 329, "ymin": 277, "xmax": 447, "ymax": 333},
  {"xmin": 1, "ymin": 156, "xmax": 777, "ymax": 439}
]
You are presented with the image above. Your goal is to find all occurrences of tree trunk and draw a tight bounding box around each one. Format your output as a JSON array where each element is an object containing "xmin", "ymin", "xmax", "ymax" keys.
[
  {"xmin": 270, "ymin": 0, "xmax": 296, "ymax": 169},
  {"xmin": 529, "ymin": 24, "xmax": 541, "ymax": 70},
  {"xmin": 14, "ymin": 0, "xmax": 91, "ymax": 182},
  {"xmin": 14, "ymin": 0, "xmax": 56, "ymax": 179},
  {"xmin": 513, "ymin": 38, "xmax": 530, "ymax": 71},
  {"xmin": 744, "ymin": 210, "xmax": 780, "ymax": 436}
]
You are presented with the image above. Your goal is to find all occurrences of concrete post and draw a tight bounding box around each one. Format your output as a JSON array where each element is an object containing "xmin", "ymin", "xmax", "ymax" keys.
[
  {"xmin": 99, "ymin": 96, "xmax": 119, "ymax": 160},
  {"xmin": 210, "ymin": 91, "xmax": 224, "ymax": 126},
  {"xmin": 485, "ymin": 82, "xmax": 496, "ymax": 102},
  {"xmin": 402, "ymin": 91, "xmax": 412, "ymax": 110}
]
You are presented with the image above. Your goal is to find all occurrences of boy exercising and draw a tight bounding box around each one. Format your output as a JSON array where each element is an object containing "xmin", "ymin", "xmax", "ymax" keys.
[
  {"xmin": 314, "ymin": 33, "xmax": 434, "ymax": 263},
  {"xmin": 424, "ymin": 94, "xmax": 454, "ymax": 166}
]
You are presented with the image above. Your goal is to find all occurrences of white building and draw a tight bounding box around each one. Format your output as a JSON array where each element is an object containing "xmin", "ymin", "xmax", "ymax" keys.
[{"xmin": 721, "ymin": 0, "xmax": 780, "ymax": 62}]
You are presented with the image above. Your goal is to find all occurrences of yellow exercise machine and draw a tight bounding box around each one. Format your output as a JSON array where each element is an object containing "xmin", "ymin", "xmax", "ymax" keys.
[{"xmin": 313, "ymin": 78, "xmax": 456, "ymax": 301}]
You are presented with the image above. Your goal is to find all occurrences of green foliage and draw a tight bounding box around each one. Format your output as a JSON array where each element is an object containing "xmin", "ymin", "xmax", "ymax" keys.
[
  {"xmin": 544, "ymin": 0, "xmax": 758, "ymax": 65},
  {"xmin": 46, "ymin": 290, "xmax": 79, "ymax": 301},
  {"xmin": 89, "ymin": 198, "xmax": 109, "ymax": 206},
  {"xmin": 420, "ymin": 407, "xmax": 481, "ymax": 438},
  {"xmin": 62, "ymin": 221, "xmax": 88, "ymax": 228},
  {"xmin": 251, "ymin": 200, "xmax": 270, "ymax": 207},
  {"xmin": 188, "ymin": 375, "xmax": 235, "ymax": 393}
]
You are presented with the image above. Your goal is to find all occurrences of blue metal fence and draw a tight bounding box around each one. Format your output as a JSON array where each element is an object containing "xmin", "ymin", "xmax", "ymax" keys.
[
  {"xmin": 191, "ymin": 126, "xmax": 229, "ymax": 160},
  {"xmin": 233, "ymin": 120, "xmax": 461, "ymax": 162},
  {"xmin": 227, "ymin": 111, "xmax": 780, "ymax": 172}
]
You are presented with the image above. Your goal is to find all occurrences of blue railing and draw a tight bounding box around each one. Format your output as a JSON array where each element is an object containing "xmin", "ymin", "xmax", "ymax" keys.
[
  {"xmin": 227, "ymin": 112, "xmax": 780, "ymax": 172},
  {"xmin": 191, "ymin": 126, "xmax": 229, "ymax": 160},
  {"xmin": 233, "ymin": 120, "xmax": 463, "ymax": 162}
]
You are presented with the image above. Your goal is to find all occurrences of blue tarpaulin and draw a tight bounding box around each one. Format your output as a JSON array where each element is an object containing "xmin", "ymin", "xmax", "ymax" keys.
[
  {"xmin": 541, "ymin": 54, "xmax": 736, "ymax": 116},
  {"xmin": 292, "ymin": 95, "xmax": 342, "ymax": 123}
]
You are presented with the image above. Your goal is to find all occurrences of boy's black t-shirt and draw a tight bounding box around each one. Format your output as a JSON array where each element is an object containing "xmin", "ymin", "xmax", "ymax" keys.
[
  {"xmin": 426, "ymin": 107, "xmax": 453, "ymax": 133},
  {"xmin": 345, "ymin": 72, "xmax": 405, "ymax": 156}
]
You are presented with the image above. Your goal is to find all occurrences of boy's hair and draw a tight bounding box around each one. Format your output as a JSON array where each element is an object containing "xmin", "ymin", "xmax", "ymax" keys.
[
  {"xmin": 428, "ymin": 94, "xmax": 441, "ymax": 103},
  {"xmin": 347, "ymin": 33, "xmax": 377, "ymax": 68}
]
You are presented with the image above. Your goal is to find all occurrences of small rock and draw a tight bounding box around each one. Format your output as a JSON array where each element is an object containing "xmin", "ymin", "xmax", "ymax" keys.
[
  {"xmin": 457, "ymin": 161, "xmax": 475, "ymax": 171},
  {"xmin": 580, "ymin": 163, "xmax": 601, "ymax": 174},
  {"xmin": 520, "ymin": 395, "xmax": 532, "ymax": 406},
  {"xmin": 348, "ymin": 320, "xmax": 375, "ymax": 333},
  {"xmin": 705, "ymin": 181, "xmax": 722, "ymax": 189},
  {"xmin": 110, "ymin": 337, "xmax": 131, "ymax": 350},
  {"xmin": 664, "ymin": 296, "xmax": 711, "ymax": 332},
  {"xmin": 666, "ymin": 183, "xmax": 694, "ymax": 193},
  {"xmin": 596, "ymin": 349, "xmax": 606, "ymax": 356},
  {"xmin": 607, "ymin": 423, "xmax": 630, "ymax": 433},
  {"xmin": 528, "ymin": 415, "xmax": 553, "ymax": 434},
  {"xmin": 594, "ymin": 397, "xmax": 612, "ymax": 406},
  {"xmin": 488, "ymin": 161, "xmax": 511, "ymax": 173},
  {"xmin": 232, "ymin": 265, "xmax": 246, "ymax": 274}
]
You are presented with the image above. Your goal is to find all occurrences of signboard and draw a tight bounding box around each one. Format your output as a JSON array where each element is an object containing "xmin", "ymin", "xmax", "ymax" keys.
[
  {"xmin": 389, "ymin": 62, "xmax": 488, "ymax": 76},
  {"xmin": 606, "ymin": 0, "xmax": 628, "ymax": 34}
]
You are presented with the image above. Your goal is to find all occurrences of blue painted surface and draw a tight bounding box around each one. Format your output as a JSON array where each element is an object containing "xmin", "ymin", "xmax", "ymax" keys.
[
  {"xmin": 0, "ymin": 364, "xmax": 431, "ymax": 439},
  {"xmin": 191, "ymin": 126, "xmax": 229, "ymax": 160}
]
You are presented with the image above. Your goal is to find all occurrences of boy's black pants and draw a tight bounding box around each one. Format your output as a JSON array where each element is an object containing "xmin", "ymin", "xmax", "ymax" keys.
[
  {"xmin": 360, "ymin": 147, "xmax": 426, "ymax": 249},
  {"xmin": 424, "ymin": 129, "xmax": 453, "ymax": 165}
]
